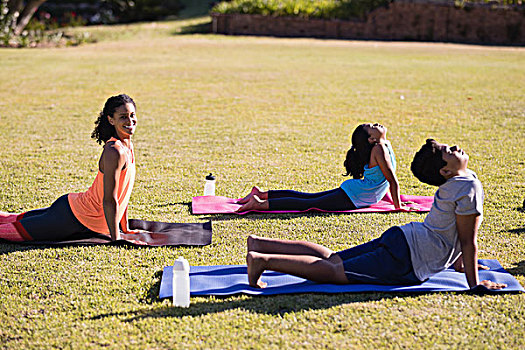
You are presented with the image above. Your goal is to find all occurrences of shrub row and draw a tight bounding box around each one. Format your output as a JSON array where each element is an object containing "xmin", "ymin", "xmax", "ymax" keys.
[
  {"xmin": 211, "ymin": 0, "xmax": 523, "ymax": 20},
  {"xmin": 211, "ymin": 0, "xmax": 391, "ymax": 20}
]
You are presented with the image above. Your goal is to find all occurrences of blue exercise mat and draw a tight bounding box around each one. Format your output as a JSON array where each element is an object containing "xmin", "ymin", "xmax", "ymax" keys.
[{"xmin": 159, "ymin": 259, "xmax": 523, "ymax": 298}]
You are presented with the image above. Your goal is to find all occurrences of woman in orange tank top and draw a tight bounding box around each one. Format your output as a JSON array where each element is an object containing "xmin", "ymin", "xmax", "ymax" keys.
[{"xmin": 0, "ymin": 94, "xmax": 141, "ymax": 243}]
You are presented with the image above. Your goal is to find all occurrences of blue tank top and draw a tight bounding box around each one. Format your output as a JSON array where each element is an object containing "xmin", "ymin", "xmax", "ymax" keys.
[{"xmin": 340, "ymin": 142, "xmax": 396, "ymax": 208}]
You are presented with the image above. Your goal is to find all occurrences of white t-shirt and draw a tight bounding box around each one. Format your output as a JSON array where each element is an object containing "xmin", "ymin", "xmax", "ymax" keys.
[{"xmin": 400, "ymin": 170, "xmax": 484, "ymax": 281}]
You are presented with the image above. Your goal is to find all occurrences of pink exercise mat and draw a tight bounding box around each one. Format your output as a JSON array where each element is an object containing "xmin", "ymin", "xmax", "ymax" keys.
[{"xmin": 192, "ymin": 193, "xmax": 434, "ymax": 215}]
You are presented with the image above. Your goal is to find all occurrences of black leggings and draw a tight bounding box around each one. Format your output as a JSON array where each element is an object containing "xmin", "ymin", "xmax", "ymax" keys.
[
  {"xmin": 19, "ymin": 194, "xmax": 93, "ymax": 241},
  {"xmin": 267, "ymin": 188, "xmax": 356, "ymax": 211}
]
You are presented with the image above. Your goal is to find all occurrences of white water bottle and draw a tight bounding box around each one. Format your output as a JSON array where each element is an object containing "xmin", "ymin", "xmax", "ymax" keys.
[
  {"xmin": 172, "ymin": 257, "xmax": 190, "ymax": 307},
  {"xmin": 203, "ymin": 173, "xmax": 216, "ymax": 196}
]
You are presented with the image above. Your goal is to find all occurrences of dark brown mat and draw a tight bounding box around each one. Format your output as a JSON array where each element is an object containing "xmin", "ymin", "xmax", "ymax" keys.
[{"xmin": 1, "ymin": 219, "xmax": 212, "ymax": 247}]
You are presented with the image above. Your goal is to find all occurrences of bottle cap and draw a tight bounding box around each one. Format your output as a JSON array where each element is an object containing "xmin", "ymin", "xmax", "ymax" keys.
[
  {"xmin": 173, "ymin": 257, "xmax": 189, "ymax": 271},
  {"xmin": 206, "ymin": 173, "xmax": 215, "ymax": 181}
]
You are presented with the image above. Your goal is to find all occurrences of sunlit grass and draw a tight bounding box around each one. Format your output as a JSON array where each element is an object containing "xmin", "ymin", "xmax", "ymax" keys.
[{"xmin": 1, "ymin": 19, "xmax": 524, "ymax": 349}]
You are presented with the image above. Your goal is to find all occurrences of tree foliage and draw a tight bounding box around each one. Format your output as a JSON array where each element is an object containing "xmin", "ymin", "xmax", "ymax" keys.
[{"xmin": 1, "ymin": 0, "xmax": 92, "ymax": 47}]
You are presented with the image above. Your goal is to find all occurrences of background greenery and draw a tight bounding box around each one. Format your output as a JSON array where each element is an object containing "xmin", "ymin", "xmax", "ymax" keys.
[
  {"xmin": 211, "ymin": 0, "xmax": 524, "ymax": 20},
  {"xmin": 39, "ymin": 0, "xmax": 184, "ymax": 24},
  {"xmin": 1, "ymin": 14, "xmax": 524, "ymax": 349},
  {"xmin": 211, "ymin": 0, "xmax": 391, "ymax": 20}
]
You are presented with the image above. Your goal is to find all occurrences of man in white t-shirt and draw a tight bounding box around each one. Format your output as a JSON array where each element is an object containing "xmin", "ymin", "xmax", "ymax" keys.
[
  {"xmin": 402, "ymin": 139, "xmax": 505, "ymax": 290},
  {"xmin": 245, "ymin": 139, "xmax": 506, "ymax": 291}
]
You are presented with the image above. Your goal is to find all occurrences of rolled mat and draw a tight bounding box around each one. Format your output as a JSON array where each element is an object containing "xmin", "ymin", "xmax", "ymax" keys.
[
  {"xmin": 1, "ymin": 219, "xmax": 212, "ymax": 247},
  {"xmin": 159, "ymin": 259, "xmax": 523, "ymax": 297},
  {"xmin": 191, "ymin": 194, "xmax": 434, "ymax": 215}
]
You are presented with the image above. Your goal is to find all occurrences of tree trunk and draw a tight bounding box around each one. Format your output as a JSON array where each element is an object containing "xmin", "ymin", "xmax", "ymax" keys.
[
  {"xmin": 7, "ymin": 0, "xmax": 24, "ymax": 14},
  {"xmin": 13, "ymin": 0, "xmax": 47, "ymax": 35}
]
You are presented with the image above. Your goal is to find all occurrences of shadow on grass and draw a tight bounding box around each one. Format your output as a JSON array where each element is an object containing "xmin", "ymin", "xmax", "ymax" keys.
[
  {"xmin": 506, "ymin": 260, "xmax": 525, "ymax": 276},
  {"xmin": 0, "ymin": 237, "xmax": 202, "ymax": 255},
  {"xmin": 154, "ymin": 201, "xmax": 192, "ymax": 209},
  {"xmin": 173, "ymin": 20, "xmax": 212, "ymax": 35},
  {"xmin": 506, "ymin": 227, "xmax": 525, "ymax": 235},
  {"xmin": 143, "ymin": 270, "xmax": 164, "ymax": 303},
  {"xmin": 147, "ymin": 201, "xmax": 419, "ymax": 220},
  {"xmin": 198, "ymin": 210, "xmax": 428, "ymax": 222},
  {"xmin": 0, "ymin": 243, "xmax": 48, "ymax": 256},
  {"xmin": 93, "ymin": 292, "xmax": 402, "ymax": 320},
  {"xmin": 0, "ymin": 241, "xmax": 144, "ymax": 256}
]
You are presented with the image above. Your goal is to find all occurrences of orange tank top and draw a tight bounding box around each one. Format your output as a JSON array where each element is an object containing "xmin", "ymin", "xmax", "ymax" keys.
[{"xmin": 68, "ymin": 137, "xmax": 136, "ymax": 234}]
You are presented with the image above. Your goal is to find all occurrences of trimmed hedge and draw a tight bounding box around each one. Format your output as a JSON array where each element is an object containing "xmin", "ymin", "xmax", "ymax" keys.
[
  {"xmin": 211, "ymin": 0, "xmax": 523, "ymax": 21},
  {"xmin": 211, "ymin": 0, "xmax": 391, "ymax": 20}
]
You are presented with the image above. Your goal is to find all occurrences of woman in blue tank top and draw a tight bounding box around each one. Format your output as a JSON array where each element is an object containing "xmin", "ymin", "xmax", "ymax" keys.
[{"xmin": 237, "ymin": 123, "xmax": 410, "ymax": 212}]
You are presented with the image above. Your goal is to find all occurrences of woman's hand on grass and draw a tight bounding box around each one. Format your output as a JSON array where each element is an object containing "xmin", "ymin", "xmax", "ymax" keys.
[{"xmin": 397, "ymin": 203, "xmax": 419, "ymax": 211}]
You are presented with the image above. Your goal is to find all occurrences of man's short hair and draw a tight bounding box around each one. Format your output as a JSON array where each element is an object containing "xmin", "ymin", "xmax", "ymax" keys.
[{"xmin": 411, "ymin": 139, "xmax": 447, "ymax": 186}]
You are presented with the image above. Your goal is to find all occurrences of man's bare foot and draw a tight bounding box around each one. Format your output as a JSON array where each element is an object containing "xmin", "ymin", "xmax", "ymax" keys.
[
  {"xmin": 237, "ymin": 186, "xmax": 268, "ymax": 204},
  {"xmin": 236, "ymin": 195, "xmax": 269, "ymax": 212},
  {"xmin": 246, "ymin": 251, "xmax": 268, "ymax": 288}
]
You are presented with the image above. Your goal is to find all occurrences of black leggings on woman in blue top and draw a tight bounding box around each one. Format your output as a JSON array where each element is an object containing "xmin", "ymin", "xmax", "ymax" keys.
[{"xmin": 267, "ymin": 188, "xmax": 356, "ymax": 211}]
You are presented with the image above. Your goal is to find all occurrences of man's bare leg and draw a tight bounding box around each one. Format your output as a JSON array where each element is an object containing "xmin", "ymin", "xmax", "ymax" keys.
[
  {"xmin": 246, "ymin": 250, "xmax": 348, "ymax": 288},
  {"xmin": 247, "ymin": 234, "xmax": 334, "ymax": 259}
]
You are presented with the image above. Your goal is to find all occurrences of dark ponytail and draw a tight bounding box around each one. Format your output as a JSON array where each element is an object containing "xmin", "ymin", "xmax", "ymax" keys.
[
  {"xmin": 91, "ymin": 94, "xmax": 136, "ymax": 145},
  {"xmin": 343, "ymin": 124, "xmax": 374, "ymax": 179}
]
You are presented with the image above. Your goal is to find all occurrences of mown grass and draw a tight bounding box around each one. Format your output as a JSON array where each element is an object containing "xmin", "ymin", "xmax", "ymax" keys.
[{"xmin": 1, "ymin": 17, "xmax": 524, "ymax": 349}]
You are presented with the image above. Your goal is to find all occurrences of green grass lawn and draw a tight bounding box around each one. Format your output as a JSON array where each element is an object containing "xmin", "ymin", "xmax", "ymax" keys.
[{"xmin": 1, "ymin": 18, "xmax": 524, "ymax": 349}]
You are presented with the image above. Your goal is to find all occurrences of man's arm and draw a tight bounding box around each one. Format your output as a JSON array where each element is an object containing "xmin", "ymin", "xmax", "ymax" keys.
[{"xmin": 457, "ymin": 214, "xmax": 506, "ymax": 290}]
